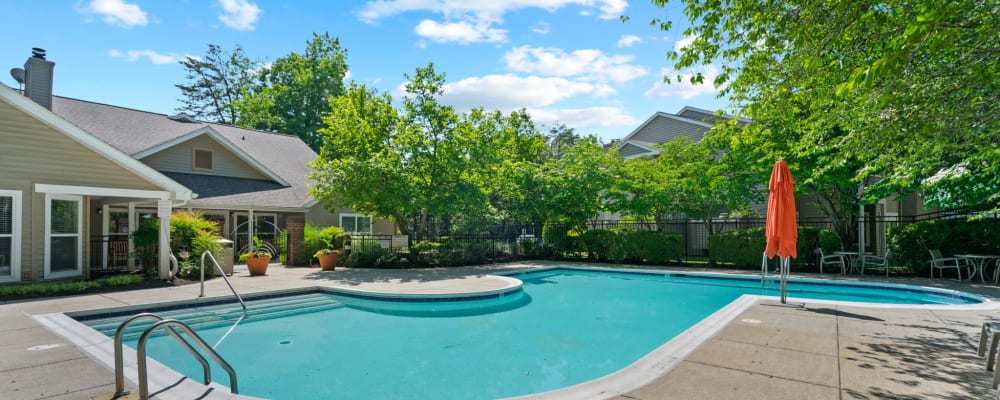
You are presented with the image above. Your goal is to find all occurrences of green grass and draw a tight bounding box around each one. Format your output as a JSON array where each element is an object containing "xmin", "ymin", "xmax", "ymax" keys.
[{"xmin": 0, "ymin": 274, "xmax": 144, "ymax": 298}]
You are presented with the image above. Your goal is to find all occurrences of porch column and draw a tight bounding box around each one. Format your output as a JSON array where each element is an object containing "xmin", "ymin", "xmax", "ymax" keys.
[
  {"xmin": 157, "ymin": 199, "xmax": 172, "ymax": 279},
  {"xmin": 127, "ymin": 202, "xmax": 136, "ymax": 270},
  {"xmin": 248, "ymin": 209, "xmax": 255, "ymax": 251},
  {"xmin": 101, "ymin": 204, "xmax": 109, "ymax": 269}
]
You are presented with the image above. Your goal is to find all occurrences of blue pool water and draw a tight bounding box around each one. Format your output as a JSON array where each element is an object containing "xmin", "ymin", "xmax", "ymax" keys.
[{"xmin": 78, "ymin": 268, "xmax": 984, "ymax": 399}]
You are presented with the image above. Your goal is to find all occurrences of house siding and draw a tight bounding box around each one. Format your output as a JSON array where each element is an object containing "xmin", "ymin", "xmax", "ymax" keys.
[
  {"xmin": 0, "ymin": 100, "xmax": 163, "ymax": 282},
  {"xmin": 141, "ymin": 134, "xmax": 269, "ymax": 180},
  {"xmin": 618, "ymin": 143, "xmax": 649, "ymax": 158},
  {"xmin": 631, "ymin": 116, "xmax": 710, "ymax": 145}
]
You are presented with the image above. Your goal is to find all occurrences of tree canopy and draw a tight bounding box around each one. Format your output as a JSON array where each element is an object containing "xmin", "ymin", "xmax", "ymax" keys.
[
  {"xmin": 649, "ymin": 0, "xmax": 999, "ymax": 210},
  {"xmin": 174, "ymin": 44, "xmax": 256, "ymax": 124}
]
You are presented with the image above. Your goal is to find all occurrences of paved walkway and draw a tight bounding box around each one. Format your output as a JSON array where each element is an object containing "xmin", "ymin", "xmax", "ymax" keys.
[{"xmin": 3, "ymin": 262, "xmax": 1000, "ymax": 399}]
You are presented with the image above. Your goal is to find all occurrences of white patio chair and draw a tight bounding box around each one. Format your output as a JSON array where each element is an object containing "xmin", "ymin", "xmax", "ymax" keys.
[
  {"xmin": 928, "ymin": 249, "xmax": 964, "ymax": 280},
  {"xmin": 818, "ymin": 248, "xmax": 846, "ymax": 274},
  {"xmin": 860, "ymin": 250, "xmax": 892, "ymax": 277}
]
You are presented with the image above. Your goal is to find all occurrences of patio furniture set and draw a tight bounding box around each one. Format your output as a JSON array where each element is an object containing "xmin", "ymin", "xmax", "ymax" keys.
[{"xmin": 818, "ymin": 248, "xmax": 1000, "ymax": 281}]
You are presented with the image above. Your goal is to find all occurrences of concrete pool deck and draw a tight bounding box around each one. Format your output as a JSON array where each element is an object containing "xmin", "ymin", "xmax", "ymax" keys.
[{"xmin": 2, "ymin": 262, "xmax": 1000, "ymax": 399}]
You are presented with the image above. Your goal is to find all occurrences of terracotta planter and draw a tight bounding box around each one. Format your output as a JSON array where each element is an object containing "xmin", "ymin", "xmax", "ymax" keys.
[
  {"xmin": 317, "ymin": 253, "xmax": 339, "ymax": 271},
  {"xmin": 246, "ymin": 256, "xmax": 270, "ymax": 276}
]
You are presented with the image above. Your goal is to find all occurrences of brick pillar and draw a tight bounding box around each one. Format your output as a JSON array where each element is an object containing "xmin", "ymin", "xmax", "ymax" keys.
[{"xmin": 285, "ymin": 215, "xmax": 305, "ymax": 266}]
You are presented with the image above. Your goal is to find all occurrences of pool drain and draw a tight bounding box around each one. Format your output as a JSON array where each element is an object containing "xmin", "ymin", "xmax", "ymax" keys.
[{"xmin": 279, "ymin": 340, "xmax": 292, "ymax": 345}]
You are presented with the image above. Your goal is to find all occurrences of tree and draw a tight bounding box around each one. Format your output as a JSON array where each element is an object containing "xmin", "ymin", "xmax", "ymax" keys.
[
  {"xmin": 629, "ymin": 127, "xmax": 762, "ymax": 237},
  {"xmin": 237, "ymin": 33, "xmax": 349, "ymax": 151},
  {"xmin": 310, "ymin": 64, "xmax": 547, "ymax": 240},
  {"xmin": 545, "ymin": 123, "xmax": 581, "ymax": 160},
  {"xmin": 647, "ymin": 0, "xmax": 1000, "ymax": 210},
  {"xmin": 537, "ymin": 136, "xmax": 619, "ymax": 228},
  {"xmin": 175, "ymin": 44, "xmax": 256, "ymax": 124}
]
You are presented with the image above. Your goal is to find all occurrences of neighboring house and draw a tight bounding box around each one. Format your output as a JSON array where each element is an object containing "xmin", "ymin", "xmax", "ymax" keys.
[
  {"xmin": 1, "ymin": 50, "xmax": 391, "ymax": 284},
  {"xmin": 614, "ymin": 106, "xmax": 745, "ymax": 160}
]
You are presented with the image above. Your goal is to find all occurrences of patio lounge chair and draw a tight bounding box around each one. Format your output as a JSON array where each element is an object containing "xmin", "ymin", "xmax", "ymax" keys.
[
  {"xmin": 860, "ymin": 250, "xmax": 892, "ymax": 277},
  {"xmin": 818, "ymin": 248, "xmax": 846, "ymax": 274},
  {"xmin": 928, "ymin": 249, "xmax": 964, "ymax": 280}
]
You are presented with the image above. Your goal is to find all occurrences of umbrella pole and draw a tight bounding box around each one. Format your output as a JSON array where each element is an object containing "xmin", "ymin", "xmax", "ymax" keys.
[
  {"xmin": 780, "ymin": 256, "xmax": 789, "ymax": 304},
  {"xmin": 761, "ymin": 252, "xmax": 768, "ymax": 288}
]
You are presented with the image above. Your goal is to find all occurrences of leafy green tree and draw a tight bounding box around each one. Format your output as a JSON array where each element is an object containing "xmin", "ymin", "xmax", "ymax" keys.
[
  {"xmin": 537, "ymin": 136, "xmax": 619, "ymax": 228},
  {"xmin": 639, "ymin": 128, "xmax": 763, "ymax": 237},
  {"xmin": 545, "ymin": 123, "xmax": 581, "ymax": 160},
  {"xmin": 647, "ymin": 0, "xmax": 1000, "ymax": 210},
  {"xmin": 237, "ymin": 32, "xmax": 349, "ymax": 151},
  {"xmin": 310, "ymin": 64, "xmax": 547, "ymax": 240},
  {"xmin": 175, "ymin": 44, "xmax": 256, "ymax": 124}
]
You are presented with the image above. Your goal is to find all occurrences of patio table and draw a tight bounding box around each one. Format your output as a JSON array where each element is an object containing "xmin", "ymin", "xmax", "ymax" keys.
[
  {"xmin": 834, "ymin": 251, "xmax": 871, "ymax": 275},
  {"xmin": 956, "ymin": 254, "xmax": 1000, "ymax": 283}
]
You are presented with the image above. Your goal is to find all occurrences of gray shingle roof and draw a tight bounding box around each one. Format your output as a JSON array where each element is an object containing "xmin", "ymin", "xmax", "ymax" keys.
[{"xmin": 51, "ymin": 96, "xmax": 316, "ymax": 209}]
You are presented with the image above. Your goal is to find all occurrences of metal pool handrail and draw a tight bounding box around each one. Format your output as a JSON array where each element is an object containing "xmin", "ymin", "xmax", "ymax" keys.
[
  {"xmin": 113, "ymin": 313, "xmax": 211, "ymax": 397},
  {"xmin": 137, "ymin": 319, "xmax": 239, "ymax": 399},
  {"xmin": 201, "ymin": 250, "xmax": 247, "ymax": 311}
]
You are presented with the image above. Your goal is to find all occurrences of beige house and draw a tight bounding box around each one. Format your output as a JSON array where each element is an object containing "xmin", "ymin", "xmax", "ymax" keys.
[
  {"xmin": 0, "ymin": 84, "xmax": 190, "ymax": 283},
  {"xmin": 1, "ymin": 50, "xmax": 392, "ymax": 285}
]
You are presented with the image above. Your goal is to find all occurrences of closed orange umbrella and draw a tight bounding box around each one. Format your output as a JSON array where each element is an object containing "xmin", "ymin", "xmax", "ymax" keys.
[
  {"xmin": 763, "ymin": 160, "xmax": 797, "ymax": 304},
  {"xmin": 765, "ymin": 160, "xmax": 797, "ymax": 259}
]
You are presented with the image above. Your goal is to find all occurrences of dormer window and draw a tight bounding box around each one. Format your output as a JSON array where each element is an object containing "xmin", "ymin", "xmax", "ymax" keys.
[{"xmin": 193, "ymin": 148, "xmax": 214, "ymax": 171}]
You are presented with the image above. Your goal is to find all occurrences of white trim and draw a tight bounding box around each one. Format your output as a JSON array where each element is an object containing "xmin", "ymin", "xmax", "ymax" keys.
[
  {"xmin": 44, "ymin": 194, "xmax": 83, "ymax": 279},
  {"xmin": 134, "ymin": 127, "xmax": 290, "ymax": 186},
  {"xmin": 34, "ymin": 184, "xmax": 171, "ymax": 200},
  {"xmin": 0, "ymin": 86, "xmax": 192, "ymax": 201},
  {"xmin": 192, "ymin": 147, "xmax": 215, "ymax": 171},
  {"xmin": 0, "ymin": 190, "xmax": 22, "ymax": 283},
  {"xmin": 340, "ymin": 213, "xmax": 373, "ymax": 234}
]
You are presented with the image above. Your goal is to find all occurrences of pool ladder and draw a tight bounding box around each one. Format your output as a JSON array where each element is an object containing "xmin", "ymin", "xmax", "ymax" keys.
[{"xmin": 114, "ymin": 313, "xmax": 239, "ymax": 399}]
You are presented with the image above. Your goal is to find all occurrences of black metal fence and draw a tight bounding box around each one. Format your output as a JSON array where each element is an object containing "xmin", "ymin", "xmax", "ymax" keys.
[{"xmin": 345, "ymin": 206, "xmax": 997, "ymax": 268}]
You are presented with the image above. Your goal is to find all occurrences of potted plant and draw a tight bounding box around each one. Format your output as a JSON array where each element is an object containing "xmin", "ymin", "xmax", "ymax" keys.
[
  {"xmin": 312, "ymin": 227, "xmax": 345, "ymax": 271},
  {"xmin": 314, "ymin": 248, "xmax": 340, "ymax": 271},
  {"xmin": 239, "ymin": 236, "xmax": 272, "ymax": 276}
]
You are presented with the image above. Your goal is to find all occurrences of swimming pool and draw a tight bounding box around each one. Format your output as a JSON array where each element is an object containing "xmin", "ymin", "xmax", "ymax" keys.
[{"xmin": 70, "ymin": 267, "xmax": 986, "ymax": 399}]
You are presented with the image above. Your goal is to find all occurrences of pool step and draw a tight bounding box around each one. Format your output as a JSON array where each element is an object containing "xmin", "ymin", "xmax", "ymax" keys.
[{"xmin": 88, "ymin": 293, "xmax": 344, "ymax": 339}]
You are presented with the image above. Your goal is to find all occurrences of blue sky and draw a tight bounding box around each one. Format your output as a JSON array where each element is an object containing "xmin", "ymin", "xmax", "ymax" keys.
[{"xmin": 0, "ymin": 0, "xmax": 729, "ymax": 141}]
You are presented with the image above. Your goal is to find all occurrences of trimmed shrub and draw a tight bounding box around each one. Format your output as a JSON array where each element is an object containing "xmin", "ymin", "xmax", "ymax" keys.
[
  {"xmin": 624, "ymin": 231, "xmax": 684, "ymax": 264},
  {"xmin": 348, "ymin": 240, "xmax": 398, "ymax": 268},
  {"xmin": 707, "ymin": 226, "xmax": 840, "ymax": 269},
  {"xmin": 888, "ymin": 218, "xmax": 1000, "ymax": 276},
  {"xmin": 542, "ymin": 224, "xmax": 578, "ymax": 256}
]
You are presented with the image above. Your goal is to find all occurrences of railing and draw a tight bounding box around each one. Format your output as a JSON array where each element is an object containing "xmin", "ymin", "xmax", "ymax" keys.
[
  {"xmin": 136, "ymin": 319, "xmax": 239, "ymax": 399},
  {"xmin": 113, "ymin": 313, "xmax": 213, "ymax": 398},
  {"xmin": 200, "ymin": 250, "xmax": 246, "ymax": 311}
]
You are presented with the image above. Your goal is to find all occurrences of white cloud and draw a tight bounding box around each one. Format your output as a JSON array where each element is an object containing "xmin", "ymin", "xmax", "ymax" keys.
[
  {"xmin": 673, "ymin": 34, "xmax": 698, "ymax": 52},
  {"xmin": 77, "ymin": 0, "xmax": 149, "ymax": 27},
  {"xmin": 358, "ymin": 0, "xmax": 628, "ymax": 23},
  {"xmin": 528, "ymin": 106, "xmax": 640, "ymax": 129},
  {"xmin": 108, "ymin": 49, "xmax": 195, "ymax": 65},
  {"xmin": 503, "ymin": 45, "xmax": 648, "ymax": 83},
  {"xmin": 644, "ymin": 66, "xmax": 723, "ymax": 99},
  {"xmin": 415, "ymin": 19, "xmax": 507, "ymax": 44},
  {"xmin": 616, "ymin": 34, "xmax": 641, "ymax": 48},
  {"xmin": 532, "ymin": 21, "xmax": 551, "ymax": 34},
  {"xmin": 218, "ymin": 0, "xmax": 262, "ymax": 31},
  {"xmin": 344, "ymin": 70, "xmax": 352, "ymax": 81},
  {"xmin": 395, "ymin": 74, "xmax": 615, "ymax": 111}
]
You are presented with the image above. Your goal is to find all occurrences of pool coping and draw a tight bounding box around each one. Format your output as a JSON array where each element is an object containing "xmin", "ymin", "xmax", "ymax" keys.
[{"xmin": 30, "ymin": 266, "xmax": 1000, "ymax": 400}]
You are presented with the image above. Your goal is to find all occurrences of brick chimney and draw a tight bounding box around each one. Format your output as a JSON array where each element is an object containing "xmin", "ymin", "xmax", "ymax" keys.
[{"xmin": 23, "ymin": 48, "xmax": 54, "ymax": 110}]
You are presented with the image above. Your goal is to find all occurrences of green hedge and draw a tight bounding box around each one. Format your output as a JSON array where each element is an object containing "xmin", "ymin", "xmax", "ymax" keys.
[
  {"xmin": 888, "ymin": 218, "xmax": 1000, "ymax": 276},
  {"xmin": 575, "ymin": 230, "xmax": 684, "ymax": 264},
  {"xmin": 0, "ymin": 274, "xmax": 143, "ymax": 298},
  {"xmin": 707, "ymin": 226, "xmax": 840, "ymax": 269}
]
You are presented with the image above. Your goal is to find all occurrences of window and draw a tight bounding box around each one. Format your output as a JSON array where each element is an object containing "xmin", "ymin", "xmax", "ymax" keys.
[
  {"xmin": 0, "ymin": 190, "xmax": 22, "ymax": 282},
  {"xmin": 340, "ymin": 214, "xmax": 372, "ymax": 233},
  {"xmin": 193, "ymin": 148, "xmax": 214, "ymax": 171},
  {"xmin": 45, "ymin": 194, "xmax": 82, "ymax": 279}
]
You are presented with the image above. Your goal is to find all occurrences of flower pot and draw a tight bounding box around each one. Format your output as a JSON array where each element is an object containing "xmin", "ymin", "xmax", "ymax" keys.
[
  {"xmin": 246, "ymin": 256, "xmax": 270, "ymax": 276},
  {"xmin": 317, "ymin": 253, "xmax": 338, "ymax": 271}
]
